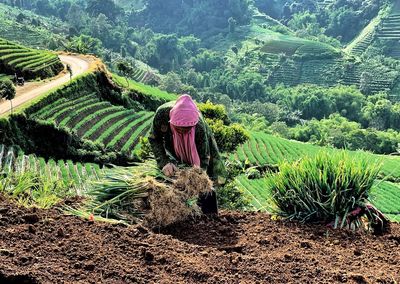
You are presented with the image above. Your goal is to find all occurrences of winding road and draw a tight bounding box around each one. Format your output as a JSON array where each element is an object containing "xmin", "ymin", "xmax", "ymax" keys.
[{"xmin": 0, "ymin": 54, "xmax": 91, "ymax": 115}]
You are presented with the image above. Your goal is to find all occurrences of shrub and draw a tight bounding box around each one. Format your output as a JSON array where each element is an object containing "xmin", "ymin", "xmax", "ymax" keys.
[
  {"xmin": 267, "ymin": 151, "xmax": 384, "ymax": 229},
  {"xmin": 217, "ymin": 181, "xmax": 250, "ymax": 210},
  {"xmin": 206, "ymin": 118, "xmax": 249, "ymax": 153},
  {"xmin": 198, "ymin": 100, "xmax": 230, "ymax": 124}
]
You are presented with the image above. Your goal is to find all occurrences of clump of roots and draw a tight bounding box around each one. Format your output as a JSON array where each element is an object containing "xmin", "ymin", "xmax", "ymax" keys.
[
  {"xmin": 142, "ymin": 168, "xmax": 213, "ymax": 228},
  {"xmin": 73, "ymin": 162, "xmax": 213, "ymax": 228}
]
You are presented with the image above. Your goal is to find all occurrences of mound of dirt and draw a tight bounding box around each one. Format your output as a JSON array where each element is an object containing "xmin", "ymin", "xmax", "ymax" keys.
[{"xmin": 0, "ymin": 195, "xmax": 399, "ymax": 283}]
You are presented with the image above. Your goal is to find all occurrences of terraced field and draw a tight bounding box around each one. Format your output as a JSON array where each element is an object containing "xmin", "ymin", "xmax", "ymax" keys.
[
  {"xmin": 266, "ymin": 57, "xmax": 396, "ymax": 93},
  {"xmin": 31, "ymin": 93, "xmax": 154, "ymax": 156},
  {"xmin": 261, "ymin": 37, "xmax": 339, "ymax": 58},
  {"xmin": 113, "ymin": 74, "xmax": 177, "ymax": 102},
  {"xmin": 376, "ymin": 12, "xmax": 400, "ymax": 59},
  {"xmin": 0, "ymin": 3, "xmax": 67, "ymax": 49},
  {"xmin": 0, "ymin": 144, "xmax": 102, "ymax": 195},
  {"xmin": 131, "ymin": 68, "xmax": 159, "ymax": 84},
  {"xmin": 0, "ymin": 38, "xmax": 63, "ymax": 79},
  {"xmin": 230, "ymin": 131, "xmax": 400, "ymax": 179}
]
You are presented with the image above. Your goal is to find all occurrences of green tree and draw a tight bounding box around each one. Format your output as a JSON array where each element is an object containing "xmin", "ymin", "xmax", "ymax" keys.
[
  {"xmin": 228, "ymin": 17, "xmax": 237, "ymax": 33},
  {"xmin": 116, "ymin": 61, "xmax": 134, "ymax": 87},
  {"xmin": 0, "ymin": 79, "xmax": 16, "ymax": 113},
  {"xmin": 86, "ymin": 0, "xmax": 122, "ymax": 19},
  {"xmin": 65, "ymin": 35, "xmax": 102, "ymax": 54}
]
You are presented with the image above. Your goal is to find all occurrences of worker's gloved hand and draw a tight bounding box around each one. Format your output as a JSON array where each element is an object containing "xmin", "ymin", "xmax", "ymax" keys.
[{"xmin": 162, "ymin": 163, "xmax": 177, "ymax": 177}]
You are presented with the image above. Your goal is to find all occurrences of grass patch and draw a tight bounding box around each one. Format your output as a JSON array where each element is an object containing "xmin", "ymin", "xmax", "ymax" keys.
[{"xmin": 112, "ymin": 73, "xmax": 177, "ymax": 102}]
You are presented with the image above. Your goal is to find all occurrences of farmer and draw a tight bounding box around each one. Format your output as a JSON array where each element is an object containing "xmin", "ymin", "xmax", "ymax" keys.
[
  {"xmin": 66, "ymin": 64, "xmax": 73, "ymax": 80},
  {"xmin": 149, "ymin": 94, "xmax": 226, "ymax": 214}
]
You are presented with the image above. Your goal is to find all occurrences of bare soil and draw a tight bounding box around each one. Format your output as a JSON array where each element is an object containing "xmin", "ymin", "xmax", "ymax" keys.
[{"xmin": 0, "ymin": 195, "xmax": 399, "ymax": 284}]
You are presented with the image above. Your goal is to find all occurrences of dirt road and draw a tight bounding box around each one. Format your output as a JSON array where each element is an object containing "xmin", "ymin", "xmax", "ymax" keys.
[{"xmin": 0, "ymin": 55, "xmax": 90, "ymax": 115}]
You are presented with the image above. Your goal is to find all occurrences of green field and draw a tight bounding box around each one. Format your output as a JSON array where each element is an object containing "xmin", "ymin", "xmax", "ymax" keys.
[
  {"xmin": 0, "ymin": 37, "xmax": 63, "ymax": 79},
  {"xmin": 113, "ymin": 73, "xmax": 177, "ymax": 102},
  {"xmin": 261, "ymin": 37, "xmax": 339, "ymax": 58},
  {"xmin": 30, "ymin": 92, "xmax": 154, "ymax": 156},
  {"xmin": 0, "ymin": 144, "xmax": 102, "ymax": 195},
  {"xmin": 230, "ymin": 131, "xmax": 400, "ymax": 178},
  {"xmin": 231, "ymin": 132, "xmax": 400, "ymax": 222}
]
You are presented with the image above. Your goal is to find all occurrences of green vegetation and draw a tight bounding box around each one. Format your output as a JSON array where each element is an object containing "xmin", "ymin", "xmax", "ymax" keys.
[
  {"xmin": 0, "ymin": 37, "xmax": 63, "ymax": 79},
  {"xmin": 230, "ymin": 132, "xmax": 400, "ymax": 222},
  {"xmin": 112, "ymin": 73, "xmax": 177, "ymax": 111},
  {"xmin": 0, "ymin": 144, "xmax": 102, "ymax": 204},
  {"xmin": 267, "ymin": 151, "xmax": 380, "ymax": 226},
  {"xmin": 30, "ymin": 79, "xmax": 154, "ymax": 157},
  {"xmin": 230, "ymin": 131, "xmax": 400, "ymax": 179},
  {"xmin": 0, "ymin": 79, "xmax": 15, "ymax": 112},
  {"xmin": 1, "ymin": 0, "xmax": 400, "ymax": 227}
]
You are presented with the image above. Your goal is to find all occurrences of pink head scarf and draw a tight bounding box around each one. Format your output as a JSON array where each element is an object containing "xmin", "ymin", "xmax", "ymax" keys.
[{"xmin": 169, "ymin": 95, "xmax": 201, "ymax": 167}]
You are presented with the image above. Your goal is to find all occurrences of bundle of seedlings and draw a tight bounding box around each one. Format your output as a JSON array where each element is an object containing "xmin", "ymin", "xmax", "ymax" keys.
[
  {"xmin": 267, "ymin": 151, "xmax": 390, "ymax": 234},
  {"xmin": 70, "ymin": 161, "xmax": 213, "ymax": 227}
]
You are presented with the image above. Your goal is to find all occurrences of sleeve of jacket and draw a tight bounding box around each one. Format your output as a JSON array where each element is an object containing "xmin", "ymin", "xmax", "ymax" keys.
[{"xmin": 148, "ymin": 108, "xmax": 171, "ymax": 169}]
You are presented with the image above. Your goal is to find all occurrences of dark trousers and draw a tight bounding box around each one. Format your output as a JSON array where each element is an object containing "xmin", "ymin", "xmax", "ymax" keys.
[{"xmin": 198, "ymin": 189, "xmax": 218, "ymax": 215}]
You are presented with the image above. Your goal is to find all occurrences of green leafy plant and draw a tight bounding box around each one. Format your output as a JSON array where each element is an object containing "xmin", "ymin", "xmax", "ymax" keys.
[
  {"xmin": 267, "ymin": 151, "xmax": 386, "ymax": 229},
  {"xmin": 0, "ymin": 170, "xmax": 73, "ymax": 208}
]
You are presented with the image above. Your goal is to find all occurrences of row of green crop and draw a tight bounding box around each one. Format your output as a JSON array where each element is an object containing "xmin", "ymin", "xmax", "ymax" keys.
[
  {"xmin": 231, "ymin": 131, "xmax": 400, "ymax": 179},
  {"xmin": 0, "ymin": 144, "xmax": 102, "ymax": 195},
  {"xmin": 0, "ymin": 37, "xmax": 63, "ymax": 79},
  {"xmin": 267, "ymin": 57, "xmax": 396, "ymax": 93},
  {"xmin": 32, "ymin": 91, "xmax": 154, "ymax": 156}
]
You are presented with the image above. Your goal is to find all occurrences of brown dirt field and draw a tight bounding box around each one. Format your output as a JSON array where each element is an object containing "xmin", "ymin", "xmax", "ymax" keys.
[{"xmin": 0, "ymin": 196, "xmax": 399, "ymax": 284}]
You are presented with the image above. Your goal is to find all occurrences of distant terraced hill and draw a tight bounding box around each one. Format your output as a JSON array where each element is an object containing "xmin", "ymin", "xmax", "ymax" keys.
[
  {"xmin": 262, "ymin": 55, "xmax": 397, "ymax": 94},
  {"xmin": 0, "ymin": 38, "xmax": 63, "ymax": 79},
  {"xmin": 227, "ymin": 24, "xmax": 399, "ymax": 94},
  {"xmin": 346, "ymin": 2, "xmax": 400, "ymax": 59},
  {"xmin": 0, "ymin": 3, "xmax": 67, "ymax": 49}
]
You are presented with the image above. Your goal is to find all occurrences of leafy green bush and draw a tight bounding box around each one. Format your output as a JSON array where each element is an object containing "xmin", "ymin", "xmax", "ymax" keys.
[
  {"xmin": 198, "ymin": 101, "xmax": 249, "ymax": 153},
  {"xmin": 198, "ymin": 100, "xmax": 230, "ymax": 124},
  {"xmin": 267, "ymin": 151, "xmax": 382, "ymax": 228},
  {"xmin": 217, "ymin": 181, "xmax": 250, "ymax": 210},
  {"xmin": 206, "ymin": 118, "xmax": 249, "ymax": 153}
]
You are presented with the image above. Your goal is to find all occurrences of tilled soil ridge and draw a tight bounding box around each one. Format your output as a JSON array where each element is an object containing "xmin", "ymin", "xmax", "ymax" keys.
[{"xmin": 0, "ymin": 196, "xmax": 399, "ymax": 284}]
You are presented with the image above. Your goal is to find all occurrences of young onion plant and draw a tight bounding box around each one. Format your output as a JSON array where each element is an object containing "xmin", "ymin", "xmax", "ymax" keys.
[
  {"xmin": 72, "ymin": 160, "xmax": 167, "ymax": 223},
  {"xmin": 0, "ymin": 170, "xmax": 73, "ymax": 208},
  {"xmin": 267, "ymin": 151, "xmax": 385, "ymax": 229}
]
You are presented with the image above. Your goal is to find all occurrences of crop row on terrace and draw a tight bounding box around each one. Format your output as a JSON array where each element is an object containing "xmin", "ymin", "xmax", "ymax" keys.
[
  {"xmin": 0, "ymin": 38, "xmax": 63, "ymax": 79},
  {"xmin": 0, "ymin": 144, "xmax": 102, "ymax": 195},
  {"xmin": 266, "ymin": 57, "xmax": 396, "ymax": 93},
  {"xmin": 230, "ymin": 131, "xmax": 400, "ymax": 179},
  {"xmin": 31, "ymin": 92, "xmax": 154, "ymax": 156}
]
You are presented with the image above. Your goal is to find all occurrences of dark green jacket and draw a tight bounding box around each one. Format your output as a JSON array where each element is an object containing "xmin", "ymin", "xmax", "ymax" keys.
[{"xmin": 149, "ymin": 101, "xmax": 226, "ymax": 182}]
